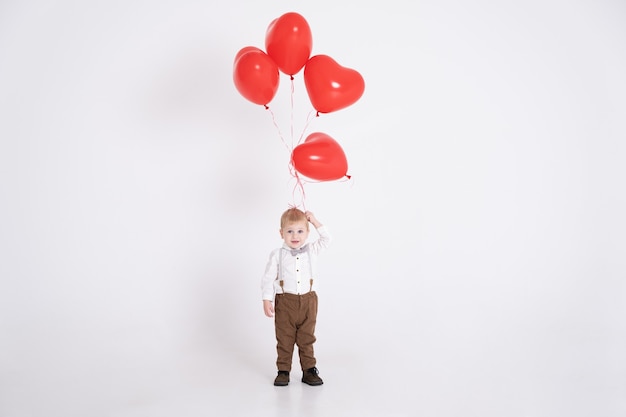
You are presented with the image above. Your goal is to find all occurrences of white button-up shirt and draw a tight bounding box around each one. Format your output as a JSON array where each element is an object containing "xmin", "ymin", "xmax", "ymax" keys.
[{"xmin": 261, "ymin": 226, "xmax": 332, "ymax": 300}]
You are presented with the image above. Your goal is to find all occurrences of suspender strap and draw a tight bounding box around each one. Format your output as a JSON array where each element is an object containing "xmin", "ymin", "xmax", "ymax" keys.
[
  {"xmin": 278, "ymin": 250, "xmax": 285, "ymax": 294},
  {"xmin": 306, "ymin": 245, "xmax": 314, "ymax": 290}
]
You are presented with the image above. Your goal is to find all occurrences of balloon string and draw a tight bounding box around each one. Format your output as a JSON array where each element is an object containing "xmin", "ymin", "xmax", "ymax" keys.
[
  {"xmin": 290, "ymin": 167, "xmax": 307, "ymax": 211},
  {"xmin": 287, "ymin": 76, "xmax": 308, "ymax": 209},
  {"xmin": 290, "ymin": 77, "xmax": 295, "ymax": 150},
  {"xmin": 266, "ymin": 107, "xmax": 292, "ymax": 154},
  {"xmin": 267, "ymin": 102, "xmax": 307, "ymax": 209},
  {"xmin": 267, "ymin": 77, "xmax": 318, "ymax": 210},
  {"xmin": 296, "ymin": 109, "xmax": 319, "ymax": 146}
]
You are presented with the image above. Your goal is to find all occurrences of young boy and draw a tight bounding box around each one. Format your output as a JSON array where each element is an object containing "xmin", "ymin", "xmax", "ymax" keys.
[{"xmin": 261, "ymin": 208, "xmax": 332, "ymax": 386}]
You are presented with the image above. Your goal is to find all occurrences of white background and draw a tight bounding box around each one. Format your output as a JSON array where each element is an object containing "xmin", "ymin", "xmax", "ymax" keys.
[{"xmin": 1, "ymin": 1, "xmax": 625, "ymax": 416}]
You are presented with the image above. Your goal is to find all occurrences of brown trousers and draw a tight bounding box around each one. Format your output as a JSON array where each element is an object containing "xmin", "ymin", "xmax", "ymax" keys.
[{"xmin": 274, "ymin": 291, "xmax": 318, "ymax": 372}]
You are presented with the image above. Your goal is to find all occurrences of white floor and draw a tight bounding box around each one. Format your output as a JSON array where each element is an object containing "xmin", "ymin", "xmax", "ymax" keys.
[{"xmin": 3, "ymin": 321, "xmax": 625, "ymax": 417}]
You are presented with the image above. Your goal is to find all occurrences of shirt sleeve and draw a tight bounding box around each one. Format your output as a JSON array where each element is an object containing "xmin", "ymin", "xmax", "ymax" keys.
[
  {"xmin": 260, "ymin": 249, "xmax": 279, "ymax": 301},
  {"xmin": 309, "ymin": 225, "xmax": 332, "ymax": 254}
]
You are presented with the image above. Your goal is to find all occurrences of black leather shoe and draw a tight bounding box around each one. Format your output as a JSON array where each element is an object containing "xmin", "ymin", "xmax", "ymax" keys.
[
  {"xmin": 274, "ymin": 370, "xmax": 290, "ymax": 386},
  {"xmin": 301, "ymin": 367, "xmax": 323, "ymax": 386}
]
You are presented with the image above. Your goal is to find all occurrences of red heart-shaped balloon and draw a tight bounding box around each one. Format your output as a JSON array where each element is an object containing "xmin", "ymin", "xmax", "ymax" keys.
[
  {"xmin": 233, "ymin": 46, "xmax": 279, "ymax": 106},
  {"xmin": 304, "ymin": 55, "xmax": 365, "ymax": 114},
  {"xmin": 291, "ymin": 132, "xmax": 348, "ymax": 181},
  {"xmin": 265, "ymin": 12, "xmax": 312, "ymax": 76}
]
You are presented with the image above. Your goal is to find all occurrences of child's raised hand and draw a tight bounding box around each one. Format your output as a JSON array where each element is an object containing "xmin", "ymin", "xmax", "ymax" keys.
[{"xmin": 304, "ymin": 211, "xmax": 320, "ymax": 227}]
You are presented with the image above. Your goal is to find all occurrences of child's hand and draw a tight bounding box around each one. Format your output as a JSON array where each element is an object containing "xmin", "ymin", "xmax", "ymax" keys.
[
  {"xmin": 305, "ymin": 211, "xmax": 322, "ymax": 228},
  {"xmin": 263, "ymin": 300, "xmax": 274, "ymax": 318}
]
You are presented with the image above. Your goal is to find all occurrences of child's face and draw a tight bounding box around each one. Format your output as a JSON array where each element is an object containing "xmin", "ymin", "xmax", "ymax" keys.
[{"xmin": 280, "ymin": 221, "xmax": 310, "ymax": 249}]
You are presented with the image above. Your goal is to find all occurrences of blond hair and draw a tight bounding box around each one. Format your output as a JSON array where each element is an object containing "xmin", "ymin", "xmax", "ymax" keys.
[{"xmin": 280, "ymin": 208, "xmax": 308, "ymax": 230}]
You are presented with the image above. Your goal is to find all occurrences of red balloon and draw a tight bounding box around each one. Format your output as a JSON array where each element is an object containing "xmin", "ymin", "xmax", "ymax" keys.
[
  {"xmin": 304, "ymin": 55, "xmax": 365, "ymax": 113},
  {"xmin": 234, "ymin": 46, "xmax": 260, "ymax": 63},
  {"xmin": 291, "ymin": 132, "xmax": 348, "ymax": 181},
  {"xmin": 265, "ymin": 12, "xmax": 312, "ymax": 76},
  {"xmin": 233, "ymin": 46, "xmax": 279, "ymax": 106}
]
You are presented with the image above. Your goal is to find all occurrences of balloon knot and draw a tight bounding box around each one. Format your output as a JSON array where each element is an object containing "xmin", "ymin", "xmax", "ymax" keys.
[
  {"xmin": 346, "ymin": 174, "xmax": 352, "ymax": 180},
  {"xmin": 264, "ymin": 105, "xmax": 269, "ymax": 110},
  {"xmin": 290, "ymin": 75, "xmax": 294, "ymax": 81}
]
